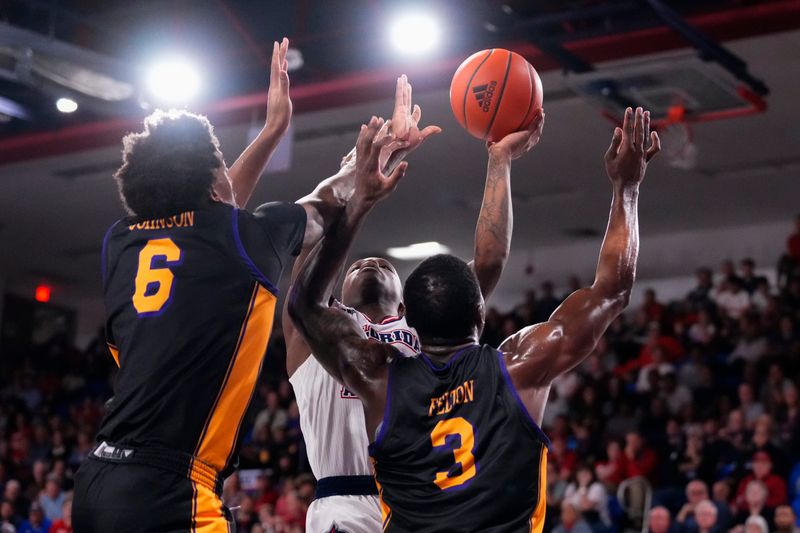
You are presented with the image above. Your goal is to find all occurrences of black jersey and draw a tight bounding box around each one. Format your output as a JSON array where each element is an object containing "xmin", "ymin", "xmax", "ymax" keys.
[
  {"xmin": 97, "ymin": 201, "xmax": 305, "ymax": 477},
  {"xmin": 368, "ymin": 344, "xmax": 550, "ymax": 532}
]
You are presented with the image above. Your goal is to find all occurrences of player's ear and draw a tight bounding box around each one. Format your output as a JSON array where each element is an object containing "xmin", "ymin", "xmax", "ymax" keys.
[
  {"xmin": 397, "ymin": 301, "xmax": 406, "ymax": 317},
  {"xmin": 473, "ymin": 300, "xmax": 486, "ymax": 338}
]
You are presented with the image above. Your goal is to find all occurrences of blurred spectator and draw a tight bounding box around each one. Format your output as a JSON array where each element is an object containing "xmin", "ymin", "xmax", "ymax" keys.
[
  {"xmin": 553, "ymin": 502, "xmax": 593, "ymax": 533},
  {"xmin": 786, "ymin": 215, "xmax": 800, "ymax": 264},
  {"xmin": 773, "ymin": 505, "xmax": 799, "ymax": 533},
  {"xmin": 37, "ymin": 477, "xmax": 63, "ymax": 522},
  {"xmin": 734, "ymin": 480, "xmax": 776, "ymax": 531},
  {"xmin": 693, "ymin": 500, "xmax": 722, "ymax": 533},
  {"xmin": 47, "ymin": 498, "xmax": 72, "ymax": 533},
  {"xmin": 730, "ymin": 320, "xmax": 769, "ymax": 365},
  {"xmin": 688, "ymin": 268, "xmax": 715, "ymax": 310},
  {"xmin": 642, "ymin": 289, "xmax": 666, "ymax": 323},
  {"xmin": 746, "ymin": 515, "xmax": 771, "ymax": 533},
  {"xmin": 736, "ymin": 452, "xmax": 788, "ymax": 510},
  {"xmin": 623, "ymin": 432, "xmax": 659, "ymax": 483},
  {"xmin": 715, "ymin": 278, "xmax": 751, "ymax": 320},
  {"xmin": 648, "ymin": 506, "xmax": 672, "ymax": 533},
  {"xmin": 741, "ymin": 259, "xmax": 768, "ymax": 294},
  {"xmin": 17, "ymin": 502, "xmax": 49, "ymax": 533},
  {"xmin": 563, "ymin": 465, "xmax": 611, "ymax": 528}
]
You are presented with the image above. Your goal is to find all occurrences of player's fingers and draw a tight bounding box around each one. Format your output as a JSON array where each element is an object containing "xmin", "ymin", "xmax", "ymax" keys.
[
  {"xmin": 646, "ymin": 131, "xmax": 661, "ymax": 162},
  {"xmin": 412, "ymin": 104, "xmax": 421, "ymax": 123},
  {"xmin": 605, "ymin": 127, "xmax": 623, "ymax": 161},
  {"xmin": 365, "ymin": 117, "xmax": 385, "ymax": 163},
  {"xmin": 419, "ymin": 125, "xmax": 442, "ymax": 139},
  {"xmin": 622, "ymin": 107, "xmax": 634, "ymax": 148},
  {"xmin": 395, "ymin": 76, "xmax": 403, "ymax": 106},
  {"xmin": 355, "ymin": 124, "xmax": 370, "ymax": 160},
  {"xmin": 280, "ymin": 38, "xmax": 289, "ymax": 61},
  {"xmin": 528, "ymin": 108, "xmax": 545, "ymax": 131},
  {"xmin": 634, "ymin": 107, "xmax": 645, "ymax": 151},
  {"xmin": 386, "ymin": 161, "xmax": 409, "ymax": 189},
  {"xmin": 643, "ymin": 110, "xmax": 651, "ymax": 148},
  {"xmin": 270, "ymin": 41, "xmax": 280, "ymax": 81},
  {"xmin": 358, "ymin": 117, "xmax": 380, "ymax": 158},
  {"xmin": 404, "ymin": 75, "xmax": 411, "ymax": 107}
]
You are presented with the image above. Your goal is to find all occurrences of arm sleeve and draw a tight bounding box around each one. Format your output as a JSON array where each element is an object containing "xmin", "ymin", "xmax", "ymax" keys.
[{"xmin": 234, "ymin": 202, "xmax": 307, "ymax": 291}]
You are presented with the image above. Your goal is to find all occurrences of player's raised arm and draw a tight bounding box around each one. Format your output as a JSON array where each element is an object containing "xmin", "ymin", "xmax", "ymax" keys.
[
  {"xmin": 470, "ymin": 109, "xmax": 545, "ymax": 299},
  {"xmin": 282, "ymin": 75, "xmax": 440, "ymax": 376},
  {"xmin": 288, "ymin": 117, "xmax": 407, "ymax": 410},
  {"xmin": 228, "ymin": 38, "xmax": 292, "ymax": 208},
  {"xmin": 501, "ymin": 107, "xmax": 660, "ymax": 401}
]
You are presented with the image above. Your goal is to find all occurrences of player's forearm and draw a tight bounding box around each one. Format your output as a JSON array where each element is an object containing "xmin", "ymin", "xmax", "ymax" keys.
[
  {"xmin": 229, "ymin": 125, "xmax": 288, "ymax": 208},
  {"xmin": 592, "ymin": 183, "xmax": 639, "ymax": 306},
  {"xmin": 473, "ymin": 151, "xmax": 513, "ymax": 299},
  {"xmin": 296, "ymin": 167, "xmax": 357, "ymax": 248},
  {"xmin": 287, "ymin": 200, "xmax": 373, "ymax": 379}
]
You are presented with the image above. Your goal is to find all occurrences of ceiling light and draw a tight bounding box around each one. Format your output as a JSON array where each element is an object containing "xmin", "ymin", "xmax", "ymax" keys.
[
  {"xmin": 145, "ymin": 56, "xmax": 201, "ymax": 104},
  {"xmin": 386, "ymin": 241, "xmax": 450, "ymax": 260},
  {"xmin": 389, "ymin": 12, "xmax": 442, "ymax": 56},
  {"xmin": 56, "ymin": 97, "xmax": 78, "ymax": 113}
]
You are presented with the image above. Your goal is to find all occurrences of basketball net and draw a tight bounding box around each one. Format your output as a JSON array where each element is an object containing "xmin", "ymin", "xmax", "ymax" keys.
[{"xmin": 659, "ymin": 104, "xmax": 698, "ymax": 170}]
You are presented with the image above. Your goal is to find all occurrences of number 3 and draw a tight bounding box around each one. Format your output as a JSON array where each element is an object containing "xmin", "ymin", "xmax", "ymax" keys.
[
  {"xmin": 133, "ymin": 238, "xmax": 182, "ymax": 314},
  {"xmin": 431, "ymin": 417, "xmax": 476, "ymax": 490}
]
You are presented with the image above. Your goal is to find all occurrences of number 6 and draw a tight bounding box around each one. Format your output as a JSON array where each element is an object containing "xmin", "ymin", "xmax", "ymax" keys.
[{"xmin": 133, "ymin": 238, "xmax": 182, "ymax": 315}]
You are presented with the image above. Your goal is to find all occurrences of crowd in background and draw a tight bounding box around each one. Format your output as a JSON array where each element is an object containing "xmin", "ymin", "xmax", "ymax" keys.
[{"xmin": 0, "ymin": 216, "xmax": 799, "ymax": 533}]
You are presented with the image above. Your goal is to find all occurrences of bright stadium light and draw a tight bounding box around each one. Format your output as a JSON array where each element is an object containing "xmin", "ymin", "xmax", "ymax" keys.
[
  {"xmin": 56, "ymin": 97, "xmax": 78, "ymax": 113},
  {"xmin": 386, "ymin": 241, "xmax": 450, "ymax": 260},
  {"xmin": 389, "ymin": 12, "xmax": 442, "ymax": 56},
  {"xmin": 145, "ymin": 56, "xmax": 201, "ymax": 104}
]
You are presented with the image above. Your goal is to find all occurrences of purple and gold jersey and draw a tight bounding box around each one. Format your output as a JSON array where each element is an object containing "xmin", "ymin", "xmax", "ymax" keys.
[
  {"xmin": 369, "ymin": 344, "xmax": 550, "ymax": 532},
  {"xmin": 97, "ymin": 201, "xmax": 305, "ymax": 478}
]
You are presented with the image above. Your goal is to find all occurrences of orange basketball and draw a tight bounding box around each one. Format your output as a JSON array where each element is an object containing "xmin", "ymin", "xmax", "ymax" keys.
[{"xmin": 450, "ymin": 49, "xmax": 543, "ymax": 142}]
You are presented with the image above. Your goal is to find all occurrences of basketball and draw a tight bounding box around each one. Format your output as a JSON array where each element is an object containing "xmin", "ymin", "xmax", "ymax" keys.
[{"xmin": 450, "ymin": 48, "xmax": 543, "ymax": 142}]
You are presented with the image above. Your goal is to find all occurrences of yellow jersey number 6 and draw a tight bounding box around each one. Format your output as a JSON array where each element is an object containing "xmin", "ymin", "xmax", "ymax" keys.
[
  {"xmin": 133, "ymin": 238, "xmax": 182, "ymax": 315},
  {"xmin": 431, "ymin": 417, "xmax": 476, "ymax": 490}
]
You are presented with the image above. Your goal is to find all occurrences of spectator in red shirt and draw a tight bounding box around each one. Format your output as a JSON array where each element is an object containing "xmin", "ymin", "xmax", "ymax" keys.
[
  {"xmin": 642, "ymin": 288, "xmax": 666, "ymax": 323},
  {"xmin": 549, "ymin": 436, "xmax": 579, "ymax": 481},
  {"xmin": 735, "ymin": 452, "xmax": 787, "ymax": 510},
  {"xmin": 595, "ymin": 440, "xmax": 627, "ymax": 487},
  {"xmin": 48, "ymin": 499, "xmax": 72, "ymax": 533},
  {"xmin": 623, "ymin": 432, "xmax": 659, "ymax": 483}
]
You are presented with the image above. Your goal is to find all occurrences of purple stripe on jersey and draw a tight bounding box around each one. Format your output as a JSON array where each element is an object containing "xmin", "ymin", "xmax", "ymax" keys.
[
  {"xmin": 231, "ymin": 207, "xmax": 280, "ymax": 295},
  {"xmin": 420, "ymin": 344, "xmax": 478, "ymax": 373},
  {"xmin": 372, "ymin": 363, "xmax": 394, "ymax": 446},
  {"xmin": 495, "ymin": 349, "xmax": 551, "ymax": 447},
  {"xmin": 100, "ymin": 219, "xmax": 122, "ymax": 286}
]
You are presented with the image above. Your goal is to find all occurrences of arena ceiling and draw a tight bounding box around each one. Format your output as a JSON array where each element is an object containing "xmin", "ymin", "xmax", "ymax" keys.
[{"xmin": 0, "ymin": 1, "xmax": 798, "ymax": 315}]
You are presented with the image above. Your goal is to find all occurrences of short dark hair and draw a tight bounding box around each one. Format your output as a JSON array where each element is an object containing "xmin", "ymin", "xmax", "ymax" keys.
[
  {"xmin": 403, "ymin": 254, "xmax": 482, "ymax": 340},
  {"xmin": 114, "ymin": 109, "xmax": 221, "ymax": 219}
]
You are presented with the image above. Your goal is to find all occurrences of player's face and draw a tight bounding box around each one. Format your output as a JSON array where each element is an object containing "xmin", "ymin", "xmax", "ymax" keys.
[
  {"xmin": 341, "ymin": 257, "xmax": 403, "ymax": 311},
  {"xmin": 211, "ymin": 149, "xmax": 235, "ymax": 205}
]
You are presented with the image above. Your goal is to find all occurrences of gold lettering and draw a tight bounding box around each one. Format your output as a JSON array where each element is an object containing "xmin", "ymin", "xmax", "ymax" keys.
[
  {"xmin": 186, "ymin": 211, "xmax": 194, "ymax": 226},
  {"xmin": 166, "ymin": 217, "xmax": 174, "ymax": 228},
  {"xmin": 464, "ymin": 380, "xmax": 474, "ymax": 402},
  {"xmin": 429, "ymin": 398, "xmax": 439, "ymax": 417}
]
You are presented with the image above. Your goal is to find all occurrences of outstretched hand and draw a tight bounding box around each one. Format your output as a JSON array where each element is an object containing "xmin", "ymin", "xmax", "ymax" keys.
[
  {"xmin": 378, "ymin": 75, "xmax": 442, "ymax": 174},
  {"xmin": 266, "ymin": 37, "xmax": 291, "ymax": 134},
  {"xmin": 487, "ymin": 108, "xmax": 545, "ymax": 160},
  {"xmin": 604, "ymin": 106, "xmax": 661, "ymax": 186},
  {"xmin": 353, "ymin": 116, "xmax": 409, "ymax": 207}
]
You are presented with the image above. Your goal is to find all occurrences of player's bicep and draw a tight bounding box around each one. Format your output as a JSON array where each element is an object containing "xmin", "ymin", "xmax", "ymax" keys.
[{"xmin": 499, "ymin": 321, "xmax": 565, "ymax": 389}]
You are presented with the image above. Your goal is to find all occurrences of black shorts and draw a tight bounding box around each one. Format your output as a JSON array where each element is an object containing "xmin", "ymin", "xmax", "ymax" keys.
[{"xmin": 74, "ymin": 456, "xmax": 234, "ymax": 533}]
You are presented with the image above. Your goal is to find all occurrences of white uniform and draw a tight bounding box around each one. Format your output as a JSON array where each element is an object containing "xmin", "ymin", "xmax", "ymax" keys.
[{"xmin": 290, "ymin": 304, "xmax": 419, "ymax": 533}]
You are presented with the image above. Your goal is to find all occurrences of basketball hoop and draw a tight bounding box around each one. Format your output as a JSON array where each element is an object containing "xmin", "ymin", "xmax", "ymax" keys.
[{"xmin": 659, "ymin": 104, "xmax": 698, "ymax": 170}]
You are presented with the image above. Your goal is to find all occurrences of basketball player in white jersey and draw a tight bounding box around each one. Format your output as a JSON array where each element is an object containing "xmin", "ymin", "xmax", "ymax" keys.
[{"xmin": 283, "ymin": 76, "xmax": 545, "ymax": 532}]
